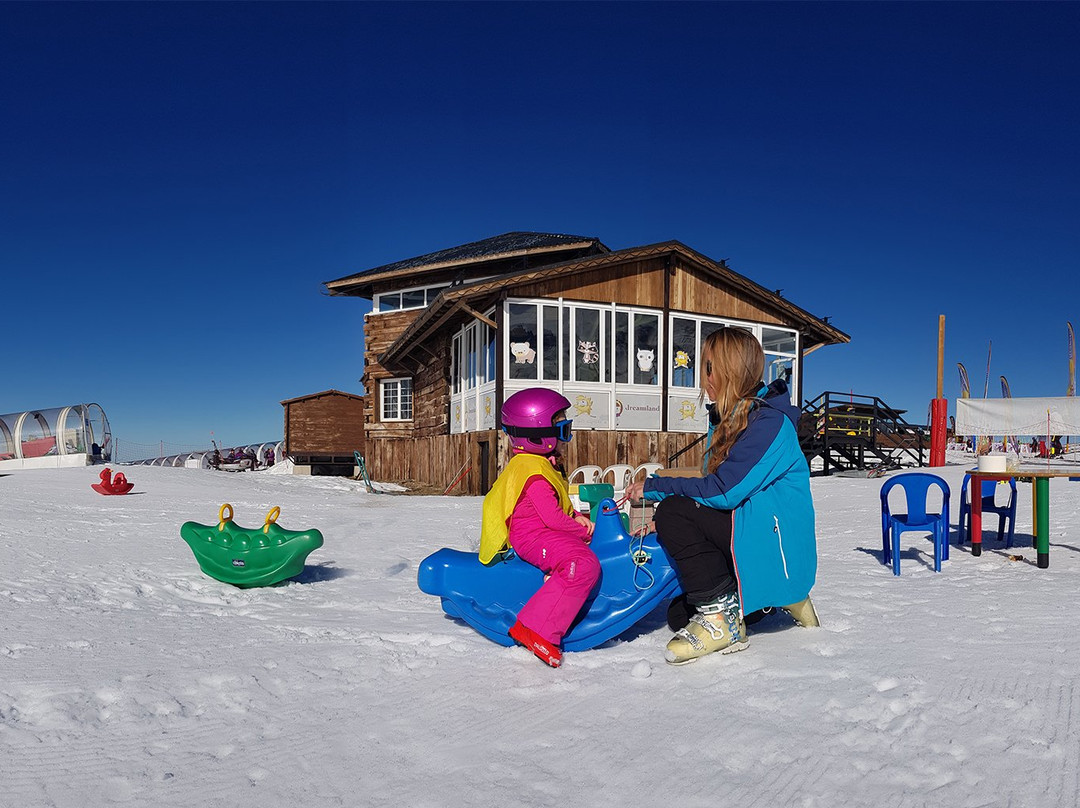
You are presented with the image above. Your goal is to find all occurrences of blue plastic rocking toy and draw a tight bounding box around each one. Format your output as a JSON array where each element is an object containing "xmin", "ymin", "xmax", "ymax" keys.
[{"xmin": 417, "ymin": 498, "xmax": 682, "ymax": 651}]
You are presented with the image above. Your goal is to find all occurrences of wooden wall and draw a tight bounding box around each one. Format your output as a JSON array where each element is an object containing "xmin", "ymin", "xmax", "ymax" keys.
[
  {"xmin": 362, "ymin": 309, "xmax": 453, "ymax": 441},
  {"xmin": 669, "ymin": 256, "xmax": 786, "ymax": 324},
  {"xmin": 284, "ymin": 393, "xmax": 365, "ymax": 455},
  {"xmin": 366, "ymin": 428, "xmax": 707, "ymax": 495}
]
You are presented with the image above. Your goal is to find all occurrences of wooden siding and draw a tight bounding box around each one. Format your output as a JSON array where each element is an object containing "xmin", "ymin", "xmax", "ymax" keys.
[
  {"xmin": 512, "ymin": 258, "xmax": 666, "ymax": 307},
  {"xmin": 669, "ymin": 256, "xmax": 786, "ymax": 324},
  {"xmin": 366, "ymin": 429, "xmax": 706, "ymax": 495},
  {"xmin": 283, "ymin": 393, "xmax": 365, "ymax": 455},
  {"xmin": 362, "ymin": 309, "xmax": 451, "ymax": 440}
]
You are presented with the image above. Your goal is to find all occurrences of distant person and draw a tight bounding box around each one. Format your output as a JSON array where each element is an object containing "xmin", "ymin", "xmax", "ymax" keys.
[
  {"xmin": 1052, "ymin": 436, "xmax": 1063, "ymax": 456},
  {"xmin": 266, "ymin": 448, "xmax": 275, "ymax": 466},
  {"xmin": 209, "ymin": 449, "xmax": 222, "ymax": 470}
]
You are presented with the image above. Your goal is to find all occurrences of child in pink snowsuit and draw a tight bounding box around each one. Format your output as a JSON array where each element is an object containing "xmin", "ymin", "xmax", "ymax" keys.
[{"xmin": 481, "ymin": 388, "xmax": 601, "ymax": 667}]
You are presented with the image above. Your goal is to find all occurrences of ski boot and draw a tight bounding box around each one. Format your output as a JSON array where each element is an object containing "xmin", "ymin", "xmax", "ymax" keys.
[
  {"xmin": 664, "ymin": 591, "xmax": 748, "ymax": 665},
  {"xmin": 781, "ymin": 596, "xmax": 820, "ymax": 628},
  {"xmin": 509, "ymin": 620, "xmax": 562, "ymax": 668}
]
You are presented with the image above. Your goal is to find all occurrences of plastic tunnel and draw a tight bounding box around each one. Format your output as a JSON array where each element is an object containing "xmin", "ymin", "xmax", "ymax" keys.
[{"xmin": 0, "ymin": 403, "xmax": 111, "ymax": 470}]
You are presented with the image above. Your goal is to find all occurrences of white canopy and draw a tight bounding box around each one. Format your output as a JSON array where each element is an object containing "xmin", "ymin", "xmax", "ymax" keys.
[{"xmin": 955, "ymin": 396, "xmax": 1080, "ymax": 436}]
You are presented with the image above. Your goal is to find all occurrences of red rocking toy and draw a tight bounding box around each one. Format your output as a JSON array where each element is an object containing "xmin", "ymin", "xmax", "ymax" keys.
[{"xmin": 92, "ymin": 467, "xmax": 134, "ymax": 496}]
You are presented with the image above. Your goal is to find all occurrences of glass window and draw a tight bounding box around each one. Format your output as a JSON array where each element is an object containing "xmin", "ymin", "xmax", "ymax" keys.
[
  {"xmin": 615, "ymin": 311, "xmax": 629, "ymax": 383},
  {"xmin": 20, "ymin": 412, "xmax": 56, "ymax": 458},
  {"xmin": 562, "ymin": 308, "xmax": 571, "ymax": 381},
  {"xmin": 762, "ymin": 326, "xmax": 797, "ymax": 354},
  {"xmin": 426, "ymin": 285, "xmax": 448, "ymax": 305},
  {"xmin": 466, "ymin": 326, "xmax": 478, "ymax": 390},
  {"xmin": 765, "ymin": 354, "xmax": 794, "ymax": 386},
  {"xmin": 381, "ymin": 378, "xmax": 413, "ymax": 421},
  {"xmin": 633, "ymin": 313, "xmax": 659, "ymax": 386},
  {"xmin": 379, "ymin": 292, "xmax": 400, "ymax": 312},
  {"xmin": 603, "ymin": 310, "xmax": 612, "ymax": 383},
  {"xmin": 543, "ymin": 305, "xmax": 560, "ymax": 381},
  {"xmin": 451, "ymin": 334, "xmax": 461, "ymax": 394},
  {"xmin": 508, "ymin": 303, "xmax": 538, "ymax": 380},
  {"xmin": 671, "ymin": 317, "xmax": 697, "ymax": 388},
  {"xmin": 402, "ymin": 289, "xmax": 426, "ymax": 309},
  {"xmin": 484, "ymin": 324, "xmax": 496, "ymax": 384},
  {"xmin": 574, "ymin": 308, "xmax": 601, "ymax": 382}
]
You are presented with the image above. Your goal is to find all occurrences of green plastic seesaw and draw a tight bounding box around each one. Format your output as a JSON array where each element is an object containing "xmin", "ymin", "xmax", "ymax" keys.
[{"xmin": 180, "ymin": 503, "xmax": 324, "ymax": 588}]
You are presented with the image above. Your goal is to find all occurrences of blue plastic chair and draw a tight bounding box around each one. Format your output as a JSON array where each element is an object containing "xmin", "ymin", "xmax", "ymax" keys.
[
  {"xmin": 880, "ymin": 473, "xmax": 951, "ymax": 575},
  {"xmin": 957, "ymin": 474, "xmax": 1016, "ymax": 548}
]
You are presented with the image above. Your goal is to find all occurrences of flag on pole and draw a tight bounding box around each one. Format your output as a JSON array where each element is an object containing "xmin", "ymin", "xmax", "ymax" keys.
[
  {"xmin": 1000, "ymin": 375, "xmax": 1017, "ymax": 453},
  {"xmin": 957, "ymin": 363, "xmax": 970, "ymax": 398}
]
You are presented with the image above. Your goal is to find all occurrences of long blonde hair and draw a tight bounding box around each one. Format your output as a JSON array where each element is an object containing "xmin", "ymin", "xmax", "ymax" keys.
[{"xmin": 701, "ymin": 328, "xmax": 765, "ymax": 473}]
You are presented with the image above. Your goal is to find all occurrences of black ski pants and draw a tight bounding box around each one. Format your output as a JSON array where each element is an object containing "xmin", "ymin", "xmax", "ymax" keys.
[{"xmin": 654, "ymin": 495, "xmax": 736, "ymax": 605}]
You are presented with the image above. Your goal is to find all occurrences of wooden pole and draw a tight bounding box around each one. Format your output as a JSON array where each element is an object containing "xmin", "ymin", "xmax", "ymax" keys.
[{"xmin": 930, "ymin": 315, "xmax": 947, "ymax": 466}]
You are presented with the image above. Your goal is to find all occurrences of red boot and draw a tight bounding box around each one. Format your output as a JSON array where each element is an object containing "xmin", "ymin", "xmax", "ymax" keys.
[{"xmin": 509, "ymin": 620, "xmax": 562, "ymax": 668}]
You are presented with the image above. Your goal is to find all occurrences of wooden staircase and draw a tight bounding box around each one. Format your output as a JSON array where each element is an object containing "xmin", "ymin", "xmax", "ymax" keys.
[{"xmin": 799, "ymin": 392, "xmax": 927, "ymax": 476}]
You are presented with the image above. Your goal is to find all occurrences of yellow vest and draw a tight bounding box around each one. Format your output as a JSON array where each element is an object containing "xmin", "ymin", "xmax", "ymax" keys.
[{"xmin": 479, "ymin": 453, "xmax": 574, "ymax": 564}]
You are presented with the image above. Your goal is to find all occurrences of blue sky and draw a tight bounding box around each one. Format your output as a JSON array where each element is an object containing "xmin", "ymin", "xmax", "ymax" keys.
[{"xmin": 3, "ymin": 2, "xmax": 1079, "ymax": 453}]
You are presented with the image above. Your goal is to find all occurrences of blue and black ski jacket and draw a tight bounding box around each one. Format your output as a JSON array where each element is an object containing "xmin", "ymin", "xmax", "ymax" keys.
[{"xmin": 642, "ymin": 380, "xmax": 817, "ymax": 612}]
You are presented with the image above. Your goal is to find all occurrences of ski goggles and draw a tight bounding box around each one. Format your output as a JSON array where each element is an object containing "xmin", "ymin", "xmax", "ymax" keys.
[{"xmin": 503, "ymin": 418, "xmax": 574, "ymax": 443}]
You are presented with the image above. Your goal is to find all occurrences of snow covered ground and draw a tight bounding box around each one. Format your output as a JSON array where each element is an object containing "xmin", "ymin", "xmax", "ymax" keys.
[{"xmin": 2, "ymin": 460, "xmax": 1079, "ymax": 807}]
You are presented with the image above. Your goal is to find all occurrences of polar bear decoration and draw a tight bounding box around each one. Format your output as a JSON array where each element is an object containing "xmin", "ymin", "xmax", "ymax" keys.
[{"xmin": 509, "ymin": 341, "xmax": 536, "ymax": 364}]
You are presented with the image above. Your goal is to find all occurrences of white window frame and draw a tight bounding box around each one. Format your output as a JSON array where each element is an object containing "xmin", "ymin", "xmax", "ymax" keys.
[
  {"xmin": 372, "ymin": 284, "xmax": 450, "ymax": 315},
  {"xmin": 380, "ymin": 377, "xmax": 413, "ymax": 421}
]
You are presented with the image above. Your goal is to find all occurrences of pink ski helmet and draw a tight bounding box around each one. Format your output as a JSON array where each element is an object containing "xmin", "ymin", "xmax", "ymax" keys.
[{"xmin": 501, "ymin": 388, "xmax": 573, "ymax": 455}]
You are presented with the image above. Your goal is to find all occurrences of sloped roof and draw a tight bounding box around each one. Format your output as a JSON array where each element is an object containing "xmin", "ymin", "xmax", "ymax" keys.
[
  {"xmin": 280, "ymin": 389, "xmax": 364, "ymax": 406},
  {"xmin": 324, "ymin": 231, "xmax": 607, "ymax": 296},
  {"xmin": 378, "ymin": 240, "xmax": 850, "ymax": 369}
]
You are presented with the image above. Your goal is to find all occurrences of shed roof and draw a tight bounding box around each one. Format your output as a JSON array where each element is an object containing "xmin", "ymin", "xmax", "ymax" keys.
[
  {"xmin": 280, "ymin": 389, "xmax": 365, "ymax": 406},
  {"xmin": 324, "ymin": 231, "xmax": 607, "ymax": 297},
  {"xmin": 378, "ymin": 240, "xmax": 850, "ymax": 369}
]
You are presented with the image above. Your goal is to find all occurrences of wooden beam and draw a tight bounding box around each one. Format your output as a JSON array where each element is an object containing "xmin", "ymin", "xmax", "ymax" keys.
[{"xmin": 460, "ymin": 304, "xmax": 497, "ymax": 329}]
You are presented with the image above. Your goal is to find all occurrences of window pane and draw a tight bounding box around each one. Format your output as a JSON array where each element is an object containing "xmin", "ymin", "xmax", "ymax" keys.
[
  {"xmin": 451, "ymin": 335, "xmax": 461, "ymax": 394},
  {"xmin": 382, "ymin": 382, "xmax": 398, "ymax": 419},
  {"xmin": 574, "ymin": 308, "xmax": 601, "ymax": 382},
  {"xmin": 562, "ymin": 308, "xmax": 571, "ymax": 381},
  {"xmin": 508, "ymin": 303, "xmax": 538, "ymax": 380},
  {"xmin": 400, "ymin": 379, "xmax": 413, "ymax": 419},
  {"xmin": 633, "ymin": 313, "xmax": 659, "ymax": 385},
  {"xmin": 765, "ymin": 354, "xmax": 794, "ymax": 387},
  {"xmin": 603, "ymin": 311, "xmax": 612, "ymax": 383},
  {"xmin": 426, "ymin": 286, "xmax": 448, "ymax": 305},
  {"xmin": 762, "ymin": 326, "xmax": 796, "ymax": 354},
  {"xmin": 543, "ymin": 305, "xmax": 559, "ymax": 381},
  {"xmin": 485, "ymin": 325, "xmax": 496, "ymax": 383},
  {"xmin": 466, "ymin": 327, "xmax": 477, "ymax": 390},
  {"xmin": 379, "ymin": 293, "xmax": 400, "ymax": 312},
  {"xmin": 402, "ymin": 289, "xmax": 425, "ymax": 309},
  {"xmin": 671, "ymin": 317, "xmax": 696, "ymax": 388},
  {"xmin": 615, "ymin": 311, "xmax": 629, "ymax": 383}
]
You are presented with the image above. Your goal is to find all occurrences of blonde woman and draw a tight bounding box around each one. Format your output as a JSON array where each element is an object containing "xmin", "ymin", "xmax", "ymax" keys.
[{"xmin": 625, "ymin": 328, "xmax": 818, "ymax": 665}]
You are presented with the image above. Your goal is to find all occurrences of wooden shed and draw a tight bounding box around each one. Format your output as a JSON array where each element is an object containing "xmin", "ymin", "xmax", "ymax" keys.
[
  {"xmin": 324, "ymin": 232, "xmax": 850, "ymax": 494},
  {"xmin": 280, "ymin": 389, "xmax": 365, "ymax": 476}
]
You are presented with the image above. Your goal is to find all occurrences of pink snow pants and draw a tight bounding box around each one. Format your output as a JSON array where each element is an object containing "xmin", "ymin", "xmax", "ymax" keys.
[{"xmin": 510, "ymin": 477, "xmax": 601, "ymax": 645}]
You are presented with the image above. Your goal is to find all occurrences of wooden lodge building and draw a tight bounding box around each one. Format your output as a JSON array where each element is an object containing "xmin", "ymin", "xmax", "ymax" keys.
[{"xmin": 324, "ymin": 232, "xmax": 849, "ymax": 495}]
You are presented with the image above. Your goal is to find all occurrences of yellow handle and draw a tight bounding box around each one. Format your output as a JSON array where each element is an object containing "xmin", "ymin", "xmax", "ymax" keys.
[
  {"xmin": 263, "ymin": 506, "xmax": 280, "ymax": 534},
  {"xmin": 218, "ymin": 503, "xmax": 234, "ymax": 531}
]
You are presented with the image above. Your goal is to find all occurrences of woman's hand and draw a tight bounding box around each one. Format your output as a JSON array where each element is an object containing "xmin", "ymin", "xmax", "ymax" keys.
[
  {"xmin": 624, "ymin": 481, "xmax": 646, "ymax": 504},
  {"xmin": 631, "ymin": 519, "xmax": 656, "ymax": 538}
]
